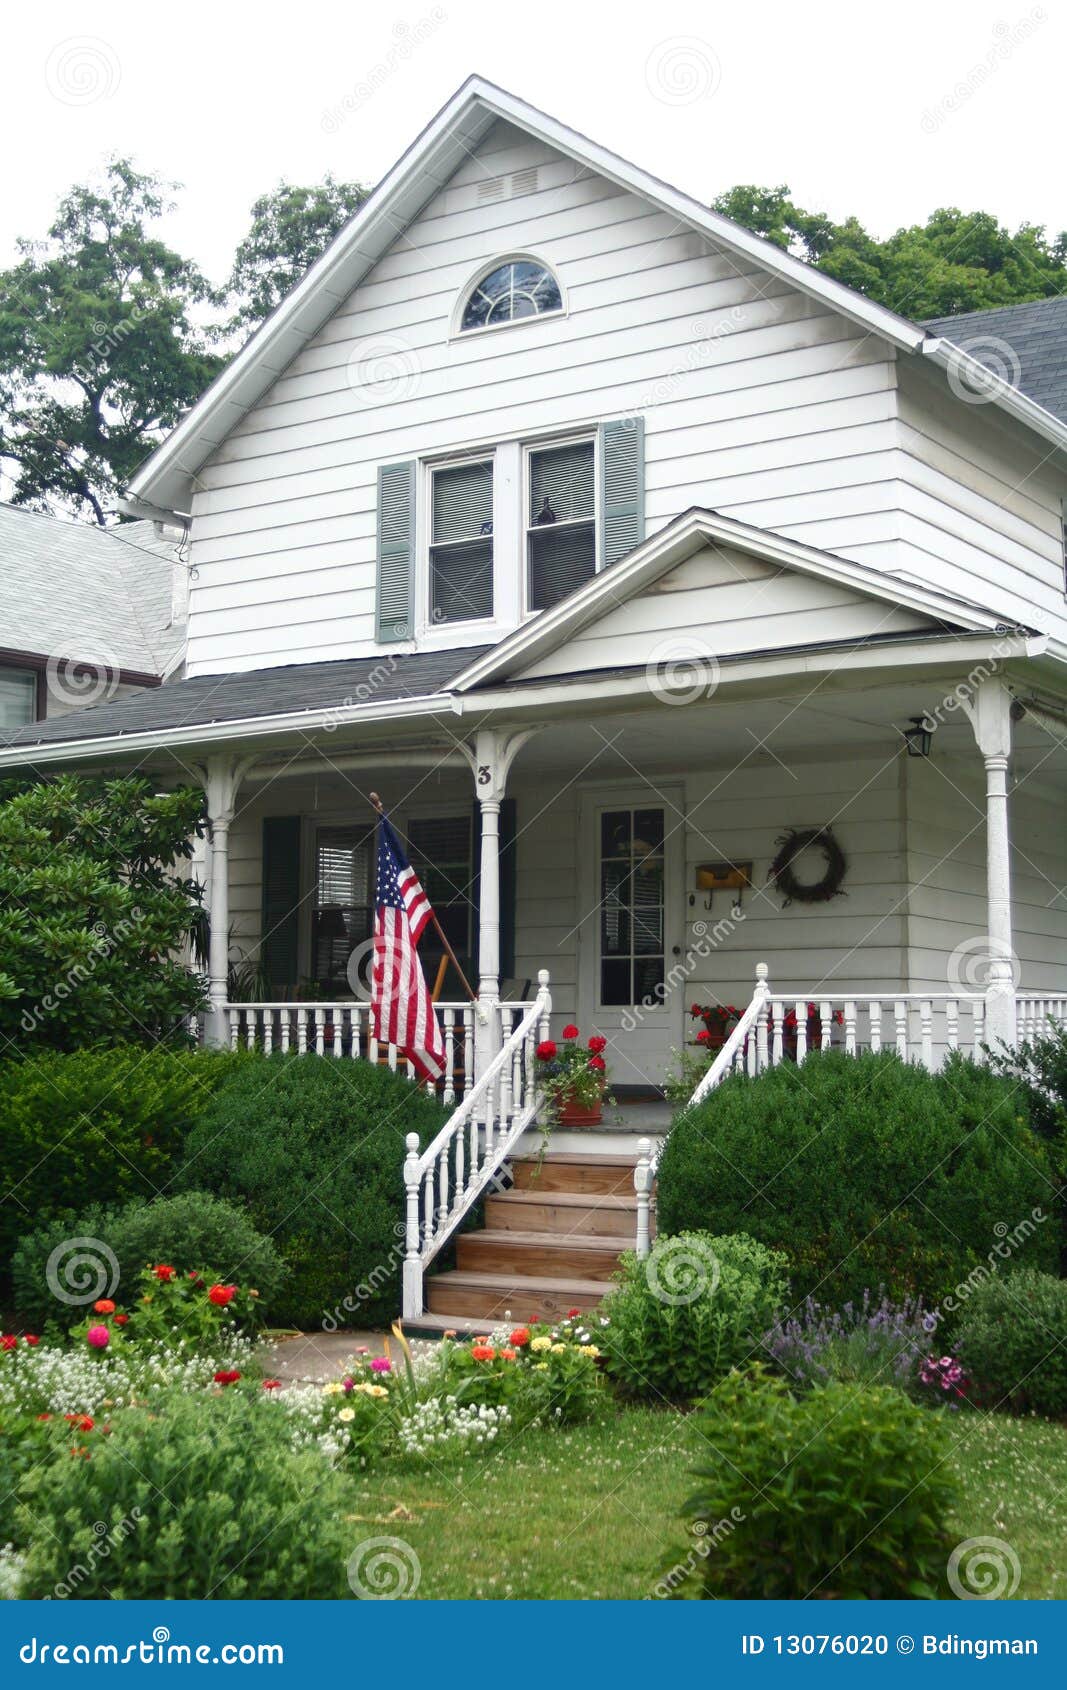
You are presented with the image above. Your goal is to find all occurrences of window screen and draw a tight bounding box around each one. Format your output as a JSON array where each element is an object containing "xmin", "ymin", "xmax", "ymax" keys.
[
  {"xmin": 527, "ymin": 440, "xmax": 596, "ymax": 610},
  {"xmin": 431, "ymin": 460, "xmax": 494, "ymax": 624}
]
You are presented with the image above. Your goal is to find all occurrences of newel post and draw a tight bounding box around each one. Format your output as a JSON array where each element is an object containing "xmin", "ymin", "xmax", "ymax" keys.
[
  {"xmin": 634, "ymin": 1136, "xmax": 653, "ymax": 1258},
  {"xmin": 402, "ymin": 1132, "xmax": 423, "ymax": 1321},
  {"xmin": 961, "ymin": 678, "xmax": 1017, "ymax": 1051}
]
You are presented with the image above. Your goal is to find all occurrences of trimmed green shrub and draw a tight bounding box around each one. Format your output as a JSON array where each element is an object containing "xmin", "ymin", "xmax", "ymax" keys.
[
  {"xmin": 601, "ymin": 1231, "xmax": 788, "ymax": 1401},
  {"xmin": 0, "ymin": 1047, "xmax": 242, "ymax": 1276},
  {"xmin": 955, "ymin": 1269, "xmax": 1067, "ymax": 1418},
  {"xmin": 177, "ymin": 1054, "xmax": 449, "ymax": 1328},
  {"xmin": 657, "ymin": 1051, "xmax": 1057, "ymax": 1306},
  {"xmin": 15, "ymin": 1389, "xmax": 354, "ymax": 1598},
  {"xmin": 11, "ymin": 1191, "xmax": 287, "ymax": 1330},
  {"xmin": 663, "ymin": 1368, "xmax": 956, "ymax": 1599}
]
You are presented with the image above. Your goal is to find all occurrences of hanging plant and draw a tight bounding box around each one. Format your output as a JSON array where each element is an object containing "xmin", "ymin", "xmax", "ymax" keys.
[{"xmin": 768, "ymin": 827, "xmax": 847, "ymax": 908}]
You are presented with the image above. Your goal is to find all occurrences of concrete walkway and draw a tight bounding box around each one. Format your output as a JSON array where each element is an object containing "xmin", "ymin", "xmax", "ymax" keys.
[{"xmin": 261, "ymin": 1329, "xmax": 394, "ymax": 1385}]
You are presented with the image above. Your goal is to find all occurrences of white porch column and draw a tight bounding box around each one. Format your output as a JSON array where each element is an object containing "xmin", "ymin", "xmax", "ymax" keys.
[
  {"xmin": 464, "ymin": 726, "xmax": 539, "ymax": 1079},
  {"xmin": 962, "ymin": 677, "xmax": 1017, "ymax": 1050},
  {"xmin": 200, "ymin": 753, "xmax": 253, "ymax": 1048}
]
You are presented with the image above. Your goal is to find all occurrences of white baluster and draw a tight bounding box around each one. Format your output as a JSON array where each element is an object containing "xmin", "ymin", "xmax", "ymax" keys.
[
  {"xmin": 973, "ymin": 999, "xmax": 985, "ymax": 1059},
  {"xmin": 819, "ymin": 1000, "xmax": 831, "ymax": 1051},
  {"xmin": 946, "ymin": 999, "xmax": 959, "ymax": 1052},
  {"xmin": 771, "ymin": 1000, "xmax": 784, "ymax": 1066},
  {"xmin": 868, "ymin": 1000, "xmax": 882, "ymax": 1053},
  {"xmin": 313, "ymin": 1008, "xmax": 325, "ymax": 1055},
  {"xmin": 437, "ymin": 1146, "xmax": 449, "ymax": 1229},
  {"xmin": 244, "ymin": 1010, "xmax": 256, "ymax": 1052},
  {"xmin": 463, "ymin": 1008, "xmax": 474, "ymax": 1102},
  {"xmin": 442, "ymin": 1009, "xmax": 456, "ymax": 1106},
  {"xmin": 920, "ymin": 1001, "xmax": 933, "ymax": 1069},
  {"xmin": 280, "ymin": 1008, "xmax": 292, "ymax": 1054},
  {"xmin": 228, "ymin": 1008, "xmax": 239, "ymax": 1051},
  {"xmin": 263, "ymin": 1009, "xmax": 273, "ymax": 1055},
  {"xmin": 468, "ymin": 1108, "xmax": 479, "ymax": 1195},
  {"xmin": 794, "ymin": 1000, "xmax": 808, "ymax": 1064},
  {"xmin": 296, "ymin": 1007, "xmax": 308, "ymax": 1054},
  {"xmin": 843, "ymin": 1000, "xmax": 857, "ymax": 1055},
  {"xmin": 422, "ymin": 1166, "xmax": 434, "ymax": 1246},
  {"xmin": 894, "ymin": 1000, "xmax": 908, "ymax": 1058},
  {"xmin": 756, "ymin": 996, "xmax": 769, "ymax": 1072}
]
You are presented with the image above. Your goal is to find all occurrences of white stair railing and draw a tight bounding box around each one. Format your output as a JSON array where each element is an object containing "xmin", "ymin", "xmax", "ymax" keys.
[{"xmin": 402, "ymin": 970, "xmax": 552, "ymax": 1320}]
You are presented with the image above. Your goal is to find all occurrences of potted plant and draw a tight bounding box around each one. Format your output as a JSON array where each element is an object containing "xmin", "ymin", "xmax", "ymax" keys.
[
  {"xmin": 688, "ymin": 1002, "xmax": 742, "ymax": 1050},
  {"xmin": 536, "ymin": 1024, "xmax": 610, "ymax": 1126},
  {"xmin": 782, "ymin": 1001, "xmax": 843, "ymax": 1059}
]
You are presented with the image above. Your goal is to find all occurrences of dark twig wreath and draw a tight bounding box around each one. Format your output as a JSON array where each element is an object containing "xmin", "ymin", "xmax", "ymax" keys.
[{"xmin": 768, "ymin": 827, "xmax": 847, "ymax": 907}]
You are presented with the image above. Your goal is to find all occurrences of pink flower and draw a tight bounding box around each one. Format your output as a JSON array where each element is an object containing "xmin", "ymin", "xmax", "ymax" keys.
[
  {"xmin": 369, "ymin": 1356, "xmax": 391, "ymax": 1374},
  {"xmin": 86, "ymin": 1325, "xmax": 110, "ymax": 1349}
]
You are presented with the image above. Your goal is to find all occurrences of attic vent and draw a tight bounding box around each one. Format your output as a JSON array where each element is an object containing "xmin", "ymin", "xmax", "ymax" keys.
[
  {"xmin": 509, "ymin": 166, "xmax": 540, "ymax": 197},
  {"xmin": 477, "ymin": 176, "xmax": 506, "ymax": 203}
]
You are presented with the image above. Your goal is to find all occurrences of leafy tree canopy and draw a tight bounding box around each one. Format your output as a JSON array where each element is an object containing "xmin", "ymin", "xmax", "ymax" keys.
[
  {"xmin": 0, "ymin": 773, "xmax": 207, "ymax": 1050},
  {"xmin": 0, "ymin": 160, "xmax": 223, "ymax": 523},
  {"xmin": 712, "ymin": 183, "xmax": 1067, "ymax": 319},
  {"xmin": 226, "ymin": 175, "xmax": 369, "ymax": 331}
]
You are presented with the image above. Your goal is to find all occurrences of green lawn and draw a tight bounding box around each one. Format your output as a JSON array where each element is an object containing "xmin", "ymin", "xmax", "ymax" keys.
[{"xmin": 343, "ymin": 1406, "xmax": 1067, "ymax": 1600}]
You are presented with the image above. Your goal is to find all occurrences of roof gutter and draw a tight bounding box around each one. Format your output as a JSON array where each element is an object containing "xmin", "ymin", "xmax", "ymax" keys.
[{"xmin": 922, "ymin": 338, "xmax": 1067, "ymax": 456}]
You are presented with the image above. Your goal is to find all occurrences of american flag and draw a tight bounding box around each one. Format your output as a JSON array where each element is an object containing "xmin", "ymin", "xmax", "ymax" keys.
[{"xmin": 371, "ymin": 814, "xmax": 446, "ymax": 1084}]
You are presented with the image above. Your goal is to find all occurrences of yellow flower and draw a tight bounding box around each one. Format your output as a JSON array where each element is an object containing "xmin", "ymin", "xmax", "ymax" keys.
[
  {"xmin": 533, "ymin": 1362, "xmax": 549, "ymax": 1372},
  {"xmin": 550, "ymin": 1343, "xmax": 567, "ymax": 1355},
  {"xmin": 351, "ymin": 1382, "xmax": 389, "ymax": 1399},
  {"xmin": 323, "ymin": 1382, "xmax": 343, "ymax": 1396},
  {"xmin": 338, "ymin": 1407, "xmax": 355, "ymax": 1423},
  {"xmin": 530, "ymin": 1335, "xmax": 552, "ymax": 1353},
  {"xmin": 578, "ymin": 1344, "xmax": 600, "ymax": 1358}
]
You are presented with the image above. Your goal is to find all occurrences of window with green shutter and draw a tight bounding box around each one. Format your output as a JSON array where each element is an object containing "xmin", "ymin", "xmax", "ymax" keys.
[{"xmin": 430, "ymin": 459, "xmax": 494, "ymax": 624}]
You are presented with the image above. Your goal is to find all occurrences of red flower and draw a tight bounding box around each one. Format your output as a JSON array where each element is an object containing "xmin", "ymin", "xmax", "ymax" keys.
[
  {"xmin": 536, "ymin": 1040, "xmax": 557, "ymax": 1061},
  {"xmin": 696, "ymin": 1029, "xmax": 713, "ymax": 1045},
  {"xmin": 188, "ymin": 1270, "xmax": 203, "ymax": 1283},
  {"xmin": 113, "ymin": 1313, "xmax": 129, "ymax": 1327},
  {"xmin": 689, "ymin": 1003, "xmax": 702, "ymax": 1016},
  {"xmin": 262, "ymin": 1379, "xmax": 282, "ymax": 1391},
  {"xmin": 470, "ymin": 1345, "xmax": 496, "ymax": 1361},
  {"xmin": 36, "ymin": 1413, "xmax": 52, "ymax": 1422},
  {"xmin": 153, "ymin": 1264, "xmax": 176, "ymax": 1282},
  {"xmin": 23, "ymin": 1333, "xmax": 39, "ymax": 1346},
  {"xmin": 587, "ymin": 1035, "xmax": 607, "ymax": 1054},
  {"xmin": 567, "ymin": 1308, "xmax": 581, "ymax": 1317},
  {"xmin": 588, "ymin": 1055, "xmax": 606, "ymax": 1072},
  {"xmin": 509, "ymin": 1327, "xmax": 531, "ymax": 1347},
  {"xmin": 501, "ymin": 1348, "xmax": 518, "ymax": 1362},
  {"xmin": 207, "ymin": 1284, "xmax": 236, "ymax": 1307},
  {"xmin": 213, "ymin": 1370, "xmax": 241, "ymax": 1386},
  {"xmin": 1, "ymin": 1335, "xmax": 17, "ymax": 1351},
  {"xmin": 561, "ymin": 1024, "xmax": 580, "ymax": 1040},
  {"xmin": 64, "ymin": 1414, "xmax": 93, "ymax": 1431},
  {"xmin": 93, "ymin": 1299, "xmax": 115, "ymax": 1315}
]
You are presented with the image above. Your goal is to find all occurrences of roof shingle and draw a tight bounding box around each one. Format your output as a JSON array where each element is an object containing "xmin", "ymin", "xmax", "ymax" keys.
[{"xmin": 924, "ymin": 296, "xmax": 1067, "ymax": 425}]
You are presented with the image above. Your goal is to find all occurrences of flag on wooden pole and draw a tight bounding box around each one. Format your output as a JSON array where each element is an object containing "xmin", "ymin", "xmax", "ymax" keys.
[{"xmin": 371, "ymin": 813, "xmax": 446, "ymax": 1083}]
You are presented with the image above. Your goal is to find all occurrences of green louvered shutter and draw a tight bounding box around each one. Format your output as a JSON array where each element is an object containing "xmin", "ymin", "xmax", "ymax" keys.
[
  {"xmin": 598, "ymin": 416, "xmax": 645, "ymax": 569},
  {"xmin": 261, "ymin": 816, "xmax": 301, "ymax": 994},
  {"xmin": 376, "ymin": 460, "xmax": 416, "ymax": 642}
]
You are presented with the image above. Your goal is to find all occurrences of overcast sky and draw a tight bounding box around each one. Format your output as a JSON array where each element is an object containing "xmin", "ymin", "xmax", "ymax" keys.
[{"xmin": 1, "ymin": 0, "xmax": 1060, "ymax": 283}]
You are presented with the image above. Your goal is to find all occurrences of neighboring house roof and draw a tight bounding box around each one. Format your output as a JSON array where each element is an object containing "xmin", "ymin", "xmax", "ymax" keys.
[
  {"xmin": 0, "ymin": 646, "xmax": 488, "ymax": 750},
  {"xmin": 122, "ymin": 77, "xmax": 1067, "ymax": 521},
  {"xmin": 924, "ymin": 296, "xmax": 1067, "ymax": 425},
  {"xmin": 0, "ymin": 504, "xmax": 186, "ymax": 678}
]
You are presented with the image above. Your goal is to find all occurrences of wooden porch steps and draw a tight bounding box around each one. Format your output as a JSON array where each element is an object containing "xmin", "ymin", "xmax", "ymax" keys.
[{"xmin": 418, "ymin": 1151, "xmax": 648, "ymax": 1328}]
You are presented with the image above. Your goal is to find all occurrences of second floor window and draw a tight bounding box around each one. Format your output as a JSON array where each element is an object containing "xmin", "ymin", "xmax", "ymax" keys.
[
  {"xmin": 527, "ymin": 438, "xmax": 596, "ymax": 610},
  {"xmin": 0, "ymin": 665, "xmax": 38, "ymax": 731},
  {"xmin": 430, "ymin": 459, "xmax": 494, "ymax": 624}
]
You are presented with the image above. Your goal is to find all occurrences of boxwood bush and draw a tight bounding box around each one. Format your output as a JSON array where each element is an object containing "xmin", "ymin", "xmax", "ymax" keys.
[
  {"xmin": 177, "ymin": 1054, "xmax": 449, "ymax": 1329},
  {"xmin": 11, "ymin": 1191, "xmax": 287, "ymax": 1329},
  {"xmin": 663, "ymin": 1368, "xmax": 956, "ymax": 1599},
  {"xmin": 601, "ymin": 1231, "xmax": 788, "ymax": 1401},
  {"xmin": 657, "ymin": 1052, "xmax": 1056, "ymax": 1306},
  {"xmin": 14, "ymin": 1389, "xmax": 354, "ymax": 1599},
  {"xmin": 954, "ymin": 1269, "xmax": 1067, "ymax": 1417},
  {"xmin": 0, "ymin": 1047, "xmax": 242, "ymax": 1278}
]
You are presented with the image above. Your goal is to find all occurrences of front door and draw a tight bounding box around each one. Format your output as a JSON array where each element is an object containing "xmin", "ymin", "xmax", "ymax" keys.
[{"xmin": 578, "ymin": 787, "xmax": 684, "ymax": 1089}]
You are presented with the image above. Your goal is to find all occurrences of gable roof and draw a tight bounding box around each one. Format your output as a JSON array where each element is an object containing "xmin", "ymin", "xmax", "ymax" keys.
[
  {"xmin": 451, "ymin": 508, "xmax": 1025, "ymax": 693},
  {"xmin": 924, "ymin": 296, "xmax": 1067, "ymax": 425},
  {"xmin": 0, "ymin": 505, "xmax": 186, "ymax": 678},
  {"xmin": 123, "ymin": 78, "xmax": 1067, "ymax": 521}
]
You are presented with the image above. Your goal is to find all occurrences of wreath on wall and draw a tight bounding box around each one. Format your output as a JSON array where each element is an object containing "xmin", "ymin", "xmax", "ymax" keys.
[{"xmin": 767, "ymin": 827, "xmax": 848, "ymax": 908}]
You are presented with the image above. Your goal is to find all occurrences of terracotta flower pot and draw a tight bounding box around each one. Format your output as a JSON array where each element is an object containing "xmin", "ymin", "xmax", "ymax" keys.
[{"xmin": 556, "ymin": 1095, "xmax": 603, "ymax": 1127}]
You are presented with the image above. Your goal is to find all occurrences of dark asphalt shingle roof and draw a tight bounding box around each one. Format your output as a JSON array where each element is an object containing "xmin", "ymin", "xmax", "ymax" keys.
[
  {"xmin": 0, "ymin": 647, "xmax": 490, "ymax": 751},
  {"xmin": 924, "ymin": 296, "xmax": 1067, "ymax": 424}
]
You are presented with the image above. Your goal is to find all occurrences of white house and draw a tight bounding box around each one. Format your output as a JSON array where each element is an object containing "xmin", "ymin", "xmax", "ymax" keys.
[{"xmin": 3, "ymin": 78, "xmax": 1066, "ymax": 1324}]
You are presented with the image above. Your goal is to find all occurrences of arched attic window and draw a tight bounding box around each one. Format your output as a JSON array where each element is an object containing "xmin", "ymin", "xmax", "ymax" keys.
[{"xmin": 460, "ymin": 257, "xmax": 563, "ymax": 331}]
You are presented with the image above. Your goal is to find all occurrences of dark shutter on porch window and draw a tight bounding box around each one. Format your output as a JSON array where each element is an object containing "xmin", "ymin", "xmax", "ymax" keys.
[
  {"xmin": 598, "ymin": 416, "xmax": 645, "ymax": 568},
  {"xmin": 471, "ymin": 797, "xmax": 517, "ymax": 984},
  {"xmin": 261, "ymin": 816, "xmax": 301, "ymax": 993},
  {"xmin": 376, "ymin": 460, "xmax": 416, "ymax": 642}
]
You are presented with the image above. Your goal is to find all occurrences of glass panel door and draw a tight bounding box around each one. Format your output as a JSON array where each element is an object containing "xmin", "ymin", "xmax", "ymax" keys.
[{"xmin": 598, "ymin": 805, "xmax": 666, "ymax": 1007}]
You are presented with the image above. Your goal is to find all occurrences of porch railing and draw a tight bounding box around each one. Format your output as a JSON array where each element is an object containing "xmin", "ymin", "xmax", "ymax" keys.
[
  {"xmin": 1017, "ymin": 995, "xmax": 1067, "ymax": 1043},
  {"xmin": 401, "ymin": 970, "xmax": 552, "ymax": 1321},
  {"xmin": 635, "ymin": 963, "xmax": 1002, "ymax": 1257},
  {"xmin": 224, "ymin": 999, "xmax": 482, "ymax": 1105}
]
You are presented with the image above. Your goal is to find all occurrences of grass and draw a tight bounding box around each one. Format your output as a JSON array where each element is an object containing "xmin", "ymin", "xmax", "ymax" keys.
[{"xmin": 343, "ymin": 1405, "xmax": 1067, "ymax": 1600}]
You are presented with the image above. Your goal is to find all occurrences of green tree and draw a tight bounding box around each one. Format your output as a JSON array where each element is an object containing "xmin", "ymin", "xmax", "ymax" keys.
[
  {"xmin": 712, "ymin": 185, "xmax": 1067, "ymax": 318},
  {"xmin": 0, "ymin": 160, "xmax": 223, "ymax": 523},
  {"xmin": 226, "ymin": 176, "xmax": 369, "ymax": 332},
  {"xmin": 0, "ymin": 774, "xmax": 207, "ymax": 1050}
]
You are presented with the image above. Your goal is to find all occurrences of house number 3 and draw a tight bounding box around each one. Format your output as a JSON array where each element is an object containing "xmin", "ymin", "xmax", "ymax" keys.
[{"xmin": 478, "ymin": 765, "xmax": 491, "ymax": 785}]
